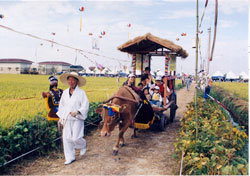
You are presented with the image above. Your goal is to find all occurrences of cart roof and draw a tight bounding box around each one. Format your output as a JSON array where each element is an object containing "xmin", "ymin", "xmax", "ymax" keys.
[{"xmin": 117, "ymin": 33, "xmax": 188, "ymax": 58}]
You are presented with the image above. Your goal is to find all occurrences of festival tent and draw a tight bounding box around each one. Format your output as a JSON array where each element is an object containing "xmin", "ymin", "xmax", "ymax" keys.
[
  {"xmin": 239, "ymin": 71, "xmax": 248, "ymax": 80},
  {"xmin": 211, "ymin": 71, "xmax": 224, "ymax": 81},
  {"xmin": 212, "ymin": 71, "xmax": 224, "ymax": 77},
  {"xmin": 225, "ymin": 71, "xmax": 238, "ymax": 81},
  {"xmin": 85, "ymin": 67, "xmax": 93, "ymax": 74},
  {"xmin": 109, "ymin": 69, "xmax": 118, "ymax": 75}
]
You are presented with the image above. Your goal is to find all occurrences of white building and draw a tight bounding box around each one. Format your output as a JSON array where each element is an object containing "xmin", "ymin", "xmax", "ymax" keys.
[
  {"xmin": 0, "ymin": 58, "xmax": 33, "ymax": 74},
  {"xmin": 38, "ymin": 61, "xmax": 71, "ymax": 75}
]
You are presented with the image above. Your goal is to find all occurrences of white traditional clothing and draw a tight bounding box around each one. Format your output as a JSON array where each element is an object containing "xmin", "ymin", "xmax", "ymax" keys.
[{"xmin": 57, "ymin": 85, "xmax": 89, "ymax": 163}]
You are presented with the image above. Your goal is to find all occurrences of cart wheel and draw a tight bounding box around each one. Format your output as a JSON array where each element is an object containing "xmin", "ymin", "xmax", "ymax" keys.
[
  {"xmin": 149, "ymin": 114, "xmax": 160, "ymax": 131},
  {"xmin": 170, "ymin": 103, "xmax": 177, "ymax": 123},
  {"xmin": 159, "ymin": 114, "xmax": 167, "ymax": 131}
]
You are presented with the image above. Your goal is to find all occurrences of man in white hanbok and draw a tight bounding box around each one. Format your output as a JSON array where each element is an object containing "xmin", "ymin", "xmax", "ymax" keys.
[{"xmin": 57, "ymin": 72, "xmax": 89, "ymax": 165}]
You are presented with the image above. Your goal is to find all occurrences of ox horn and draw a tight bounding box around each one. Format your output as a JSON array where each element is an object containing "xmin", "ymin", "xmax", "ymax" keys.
[{"xmin": 97, "ymin": 104, "xmax": 104, "ymax": 108}]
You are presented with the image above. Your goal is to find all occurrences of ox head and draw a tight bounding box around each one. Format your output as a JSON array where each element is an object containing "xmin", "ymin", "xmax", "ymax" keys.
[{"xmin": 95, "ymin": 103, "xmax": 127, "ymax": 137}]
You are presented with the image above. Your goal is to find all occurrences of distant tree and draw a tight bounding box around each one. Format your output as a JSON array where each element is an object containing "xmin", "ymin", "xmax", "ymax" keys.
[
  {"xmin": 23, "ymin": 68, "xmax": 29, "ymax": 74},
  {"xmin": 89, "ymin": 66, "xmax": 96, "ymax": 72},
  {"xmin": 51, "ymin": 66, "xmax": 56, "ymax": 74},
  {"xmin": 8, "ymin": 67, "xmax": 11, "ymax": 72},
  {"xmin": 82, "ymin": 68, "xmax": 86, "ymax": 73},
  {"xmin": 15, "ymin": 67, "xmax": 19, "ymax": 72},
  {"xmin": 105, "ymin": 69, "xmax": 109, "ymax": 75},
  {"xmin": 32, "ymin": 68, "xmax": 37, "ymax": 74}
]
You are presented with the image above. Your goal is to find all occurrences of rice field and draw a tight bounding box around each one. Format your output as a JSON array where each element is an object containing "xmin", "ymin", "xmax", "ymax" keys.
[
  {"xmin": 213, "ymin": 82, "xmax": 248, "ymax": 101},
  {"xmin": 0, "ymin": 74, "xmax": 127, "ymax": 128},
  {"xmin": 0, "ymin": 74, "xmax": 183, "ymax": 128}
]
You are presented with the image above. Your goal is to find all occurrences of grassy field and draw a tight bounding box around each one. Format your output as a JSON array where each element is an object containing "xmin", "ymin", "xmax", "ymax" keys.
[
  {"xmin": 0, "ymin": 74, "xmax": 183, "ymax": 128},
  {"xmin": 0, "ymin": 74, "xmax": 127, "ymax": 128},
  {"xmin": 213, "ymin": 82, "xmax": 248, "ymax": 101}
]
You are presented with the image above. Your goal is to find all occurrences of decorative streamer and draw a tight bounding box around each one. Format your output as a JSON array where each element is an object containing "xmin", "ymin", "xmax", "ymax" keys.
[
  {"xmin": 79, "ymin": 6, "xmax": 84, "ymax": 32},
  {"xmin": 199, "ymin": 0, "xmax": 209, "ymax": 29},
  {"xmin": 132, "ymin": 54, "xmax": 136, "ymax": 75},
  {"xmin": 165, "ymin": 54, "xmax": 170, "ymax": 76},
  {"xmin": 209, "ymin": 0, "xmax": 218, "ymax": 61},
  {"xmin": 0, "ymin": 24, "xmax": 129, "ymax": 63},
  {"xmin": 127, "ymin": 23, "xmax": 131, "ymax": 40}
]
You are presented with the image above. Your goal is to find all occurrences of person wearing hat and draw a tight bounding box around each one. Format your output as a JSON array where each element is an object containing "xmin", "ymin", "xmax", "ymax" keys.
[
  {"xmin": 150, "ymin": 86, "xmax": 164, "ymax": 107},
  {"xmin": 56, "ymin": 72, "xmax": 89, "ymax": 165},
  {"xmin": 42, "ymin": 76, "xmax": 63, "ymax": 121},
  {"xmin": 149, "ymin": 75, "xmax": 170, "ymax": 97},
  {"xmin": 122, "ymin": 73, "xmax": 135, "ymax": 87},
  {"xmin": 122, "ymin": 74, "xmax": 147, "ymax": 100}
]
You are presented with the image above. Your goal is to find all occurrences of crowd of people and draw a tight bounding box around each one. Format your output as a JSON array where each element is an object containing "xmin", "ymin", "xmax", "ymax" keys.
[
  {"xmin": 41, "ymin": 68, "xmax": 175, "ymax": 165},
  {"xmin": 123, "ymin": 67, "xmax": 170, "ymax": 108}
]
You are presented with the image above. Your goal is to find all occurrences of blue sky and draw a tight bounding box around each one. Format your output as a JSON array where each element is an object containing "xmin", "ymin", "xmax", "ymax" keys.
[{"xmin": 0, "ymin": 0, "xmax": 248, "ymax": 75}]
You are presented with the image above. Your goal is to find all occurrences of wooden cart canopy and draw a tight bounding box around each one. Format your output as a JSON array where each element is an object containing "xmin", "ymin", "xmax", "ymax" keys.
[{"xmin": 117, "ymin": 33, "xmax": 188, "ymax": 58}]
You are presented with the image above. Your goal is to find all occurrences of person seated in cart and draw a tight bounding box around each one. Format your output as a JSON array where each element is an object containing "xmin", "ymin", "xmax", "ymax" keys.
[
  {"xmin": 149, "ymin": 86, "xmax": 165, "ymax": 107},
  {"xmin": 143, "ymin": 87, "xmax": 151, "ymax": 101},
  {"xmin": 137, "ymin": 82, "xmax": 143, "ymax": 90},
  {"xmin": 42, "ymin": 76, "xmax": 63, "ymax": 121},
  {"xmin": 141, "ymin": 75, "xmax": 154, "ymax": 91},
  {"xmin": 142, "ymin": 67, "xmax": 154, "ymax": 84},
  {"xmin": 149, "ymin": 75, "xmax": 170, "ymax": 98},
  {"xmin": 123, "ymin": 74, "xmax": 146, "ymax": 99}
]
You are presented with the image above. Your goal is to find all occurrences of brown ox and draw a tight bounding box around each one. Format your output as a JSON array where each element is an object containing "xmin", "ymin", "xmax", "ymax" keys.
[{"xmin": 95, "ymin": 86, "xmax": 139, "ymax": 155}]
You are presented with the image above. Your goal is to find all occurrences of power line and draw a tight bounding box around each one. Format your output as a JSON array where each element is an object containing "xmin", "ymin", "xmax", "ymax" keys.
[{"xmin": 0, "ymin": 24, "xmax": 129, "ymax": 63}]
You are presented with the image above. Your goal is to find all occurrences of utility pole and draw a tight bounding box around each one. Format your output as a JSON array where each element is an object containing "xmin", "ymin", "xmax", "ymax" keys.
[
  {"xmin": 195, "ymin": 0, "xmax": 199, "ymax": 83},
  {"xmin": 207, "ymin": 27, "xmax": 211, "ymax": 75},
  {"xmin": 195, "ymin": 0, "xmax": 199, "ymax": 142}
]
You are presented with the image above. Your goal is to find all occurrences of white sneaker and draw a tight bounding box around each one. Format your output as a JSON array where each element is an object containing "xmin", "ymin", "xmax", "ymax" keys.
[
  {"xmin": 64, "ymin": 159, "xmax": 75, "ymax": 165},
  {"xmin": 80, "ymin": 148, "xmax": 86, "ymax": 156}
]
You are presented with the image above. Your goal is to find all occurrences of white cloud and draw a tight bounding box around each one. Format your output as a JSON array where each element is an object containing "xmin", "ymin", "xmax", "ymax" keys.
[
  {"xmin": 0, "ymin": 0, "xmax": 247, "ymax": 74},
  {"xmin": 218, "ymin": 19, "xmax": 237, "ymax": 28},
  {"xmin": 159, "ymin": 9, "xmax": 195, "ymax": 19},
  {"xmin": 163, "ymin": 0, "xmax": 195, "ymax": 2},
  {"xmin": 219, "ymin": 0, "xmax": 248, "ymax": 15}
]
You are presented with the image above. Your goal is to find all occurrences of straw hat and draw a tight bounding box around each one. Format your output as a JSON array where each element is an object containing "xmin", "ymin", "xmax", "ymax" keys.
[
  {"xmin": 154, "ymin": 86, "xmax": 160, "ymax": 90},
  {"xmin": 60, "ymin": 72, "xmax": 86, "ymax": 87},
  {"xmin": 155, "ymin": 76, "xmax": 162, "ymax": 81},
  {"xmin": 128, "ymin": 73, "xmax": 135, "ymax": 78}
]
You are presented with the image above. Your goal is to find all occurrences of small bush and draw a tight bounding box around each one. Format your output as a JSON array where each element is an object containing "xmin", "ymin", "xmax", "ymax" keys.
[
  {"xmin": 175, "ymin": 98, "xmax": 248, "ymax": 175},
  {"xmin": 0, "ymin": 102, "xmax": 101, "ymax": 170}
]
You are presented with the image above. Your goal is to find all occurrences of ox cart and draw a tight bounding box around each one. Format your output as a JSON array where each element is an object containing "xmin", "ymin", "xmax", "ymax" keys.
[
  {"xmin": 96, "ymin": 33, "xmax": 188, "ymax": 155},
  {"xmin": 117, "ymin": 33, "xmax": 188, "ymax": 131}
]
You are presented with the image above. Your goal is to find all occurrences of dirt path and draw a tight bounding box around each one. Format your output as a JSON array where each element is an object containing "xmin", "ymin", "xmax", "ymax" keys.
[{"xmin": 10, "ymin": 85, "xmax": 195, "ymax": 175}]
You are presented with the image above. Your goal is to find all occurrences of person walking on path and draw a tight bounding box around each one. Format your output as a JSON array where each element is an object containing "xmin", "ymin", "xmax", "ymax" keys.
[
  {"xmin": 185, "ymin": 76, "xmax": 191, "ymax": 91},
  {"xmin": 204, "ymin": 76, "xmax": 213, "ymax": 100},
  {"xmin": 57, "ymin": 72, "xmax": 89, "ymax": 165}
]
